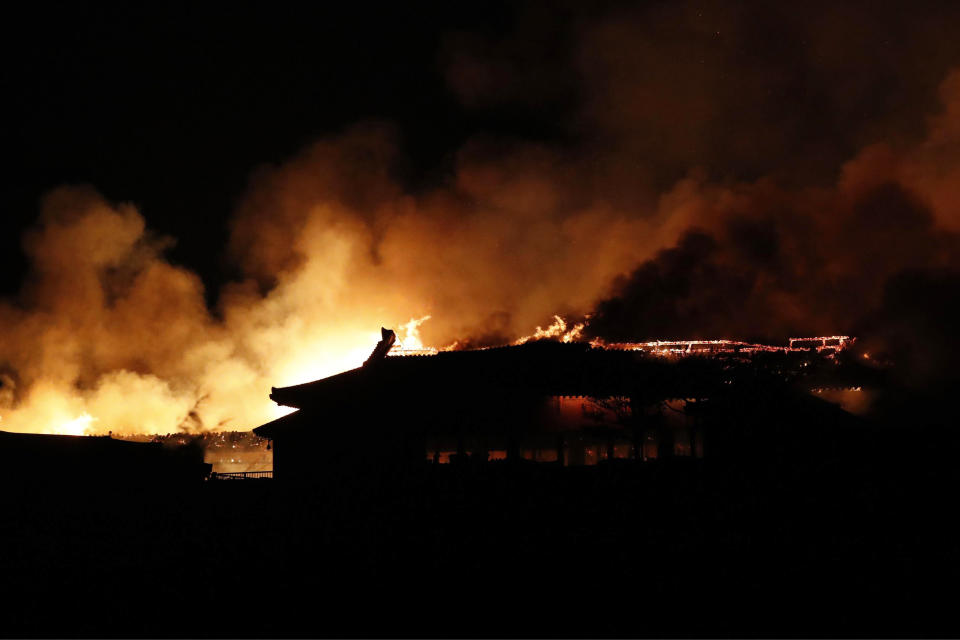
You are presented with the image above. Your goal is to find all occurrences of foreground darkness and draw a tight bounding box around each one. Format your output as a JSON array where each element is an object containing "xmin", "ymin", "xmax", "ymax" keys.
[{"xmin": 4, "ymin": 398, "xmax": 958, "ymax": 637}]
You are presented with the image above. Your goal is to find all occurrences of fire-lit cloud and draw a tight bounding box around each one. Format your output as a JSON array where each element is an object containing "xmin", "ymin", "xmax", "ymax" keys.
[
  {"xmin": 0, "ymin": 131, "xmax": 659, "ymax": 435},
  {"xmin": 3, "ymin": 4, "xmax": 960, "ymax": 435}
]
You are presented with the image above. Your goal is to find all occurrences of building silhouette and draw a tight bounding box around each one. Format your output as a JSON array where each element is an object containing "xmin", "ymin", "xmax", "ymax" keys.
[{"xmin": 255, "ymin": 328, "xmax": 863, "ymax": 482}]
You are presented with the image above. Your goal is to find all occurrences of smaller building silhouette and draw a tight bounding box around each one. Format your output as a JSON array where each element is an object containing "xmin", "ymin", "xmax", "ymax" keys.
[{"xmin": 0, "ymin": 430, "xmax": 211, "ymax": 487}]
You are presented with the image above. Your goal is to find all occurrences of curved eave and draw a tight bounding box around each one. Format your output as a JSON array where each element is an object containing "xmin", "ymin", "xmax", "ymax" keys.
[
  {"xmin": 269, "ymin": 366, "xmax": 369, "ymax": 409},
  {"xmin": 252, "ymin": 410, "xmax": 308, "ymax": 439}
]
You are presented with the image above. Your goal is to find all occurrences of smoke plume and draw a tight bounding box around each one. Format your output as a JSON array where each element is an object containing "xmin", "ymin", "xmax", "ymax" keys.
[{"xmin": 3, "ymin": 3, "xmax": 960, "ymax": 434}]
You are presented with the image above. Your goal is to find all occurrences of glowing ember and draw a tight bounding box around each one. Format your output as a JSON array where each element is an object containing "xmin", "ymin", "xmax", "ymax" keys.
[{"xmin": 603, "ymin": 336, "xmax": 855, "ymax": 356}]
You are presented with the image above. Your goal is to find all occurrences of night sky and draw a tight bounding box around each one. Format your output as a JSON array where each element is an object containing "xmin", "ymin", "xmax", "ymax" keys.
[
  {"xmin": 2, "ymin": 2, "xmax": 514, "ymax": 295},
  {"xmin": 6, "ymin": 1, "xmax": 960, "ymax": 298}
]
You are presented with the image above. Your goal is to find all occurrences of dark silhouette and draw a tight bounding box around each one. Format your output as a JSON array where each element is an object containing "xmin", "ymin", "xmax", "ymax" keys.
[
  {"xmin": 3, "ymin": 330, "xmax": 959, "ymax": 637},
  {"xmin": 0, "ymin": 430, "xmax": 211, "ymax": 489},
  {"xmin": 257, "ymin": 336, "xmax": 869, "ymax": 481}
]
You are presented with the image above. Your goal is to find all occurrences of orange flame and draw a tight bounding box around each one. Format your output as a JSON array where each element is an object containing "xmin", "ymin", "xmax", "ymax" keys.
[{"xmin": 514, "ymin": 315, "xmax": 585, "ymax": 345}]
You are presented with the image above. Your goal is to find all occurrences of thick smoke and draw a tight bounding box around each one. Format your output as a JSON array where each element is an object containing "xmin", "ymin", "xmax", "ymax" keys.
[
  {"xmin": 0, "ymin": 128, "xmax": 660, "ymax": 435},
  {"xmin": 225, "ymin": 124, "xmax": 660, "ymax": 350},
  {"xmin": 3, "ymin": 3, "xmax": 960, "ymax": 434},
  {"xmin": 443, "ymin": 2, "xmax": 960, "ymax": 186},
  {"xmin": 0, "ymin": 187, "xmax": 274, "ymax": 434},
  {"xmin": 589, "ymin": 65, "xmax": 960, "ymax": 353},
  {"xmin": 588, "ymin": 145, "xmax": 960, "ymax": 342}
]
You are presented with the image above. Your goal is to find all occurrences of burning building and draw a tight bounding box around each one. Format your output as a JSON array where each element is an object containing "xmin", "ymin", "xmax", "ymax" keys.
[{"xmin": 254, "ymin": 328, "xmax": 864, "ymax": 482}]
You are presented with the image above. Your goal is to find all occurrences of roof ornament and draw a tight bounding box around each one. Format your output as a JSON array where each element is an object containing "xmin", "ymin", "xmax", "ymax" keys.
[{"xmin": 363, "ymin": 327, "xmax": 397, "ymax": 367}]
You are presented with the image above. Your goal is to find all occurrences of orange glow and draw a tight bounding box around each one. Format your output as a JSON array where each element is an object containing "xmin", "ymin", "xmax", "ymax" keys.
[
  {"xmin": 9, "ymin": 63, "xmax": 960, "ymax": 444},
  {"xmin": 273, "ymin": 329, "xmax": 383, "ymax": 388},
  {"xmin": 59, "ymin": 412, "xmax": 97, "ymax": 436},
  {"xmin": 0, "ymin": 215, "xmax": 857, "ymax": 445}
]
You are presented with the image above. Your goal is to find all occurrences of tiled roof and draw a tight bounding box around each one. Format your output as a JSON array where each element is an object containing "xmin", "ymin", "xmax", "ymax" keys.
[{"xmin": 267, "ymin": 341, "xmax": 732, "ymax": 410}]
